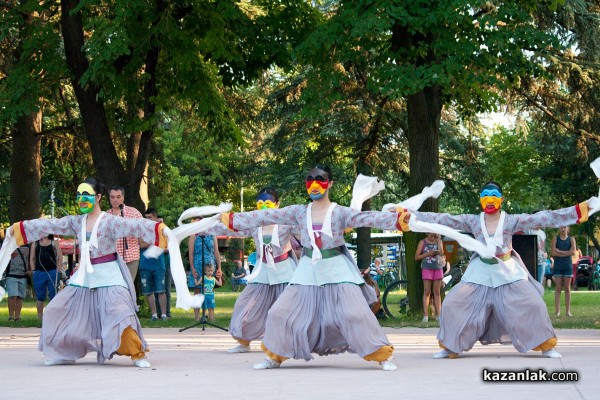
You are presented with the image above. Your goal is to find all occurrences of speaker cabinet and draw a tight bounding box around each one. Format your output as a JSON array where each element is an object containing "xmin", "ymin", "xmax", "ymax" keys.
[{"xmin": 512, "ymin": 234, "xmax": 538, "ymax": 277}]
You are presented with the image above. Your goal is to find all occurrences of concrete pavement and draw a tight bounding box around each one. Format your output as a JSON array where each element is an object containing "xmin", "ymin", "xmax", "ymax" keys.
[{"xmin": 1, "ymin": 327, "xmax": 598, "ymax": 400}]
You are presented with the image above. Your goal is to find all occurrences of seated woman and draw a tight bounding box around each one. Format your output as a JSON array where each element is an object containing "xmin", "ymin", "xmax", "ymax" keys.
[{"xmin": 231, "ymin": 260, "xmax": 248, "ymax": 292}]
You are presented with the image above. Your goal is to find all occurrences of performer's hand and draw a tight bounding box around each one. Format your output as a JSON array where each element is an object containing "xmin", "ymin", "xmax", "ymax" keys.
[
  {"xmin": 192, "ymin": 270, "xmax": 198, "ymax": 278},
  {"xmin": 216, "ymin": 269, "xmax": 223, "ymax": 279}
]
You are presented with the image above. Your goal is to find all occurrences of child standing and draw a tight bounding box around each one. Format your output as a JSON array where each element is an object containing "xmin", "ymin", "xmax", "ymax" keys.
[{"xmin": 199, "ymin": 264, "xmax": 222, "ymax": 321}]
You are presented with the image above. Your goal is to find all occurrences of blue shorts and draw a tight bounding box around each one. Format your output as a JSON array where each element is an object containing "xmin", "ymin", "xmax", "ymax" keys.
[
  {"xmin": 203, "ymin": 296, "xmax": 216, "ymax": 310},
  {"xmin": 553, "ymin": 263, "xmax": 573, "ymax": 278},
  {"xmin": 33, "ymin": 270, "xmax": 58, "ymax": 301},
  {"xmin": 140, "ymin": 268, "xmax": 166, "ymax": 295},
  {"xmin": 6, "ymin": 277, "xmax": 27, "ymax": 298}
]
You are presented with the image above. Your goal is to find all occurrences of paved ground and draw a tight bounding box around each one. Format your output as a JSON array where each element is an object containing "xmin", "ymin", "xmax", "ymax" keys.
[{"xmin": 1, "ymin": 327, "xmax": 598, "ymax": 400}]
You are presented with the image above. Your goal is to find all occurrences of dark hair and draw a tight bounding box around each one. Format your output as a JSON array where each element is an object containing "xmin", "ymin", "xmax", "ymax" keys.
[
  {"xmin": 110, "ymin": 185, "xmax": 125, "ymax": 197},
  {"xmin": 258, "ymin": 187, "xmax": 279, "ymax": 203},
  {"xmin": 145, "ymin": 207, "xmax": 158, "ymax": 217},
  {"xmin": 481, "ymin": 181, "xmax": 502, "ymax": 194},
  {"xmin": 312, "ymin": 164, "xmax": 334, "ymax": 181},
  {"xmin": 82, "ymin": 177, "xmax": 108, "ymax": 197}
]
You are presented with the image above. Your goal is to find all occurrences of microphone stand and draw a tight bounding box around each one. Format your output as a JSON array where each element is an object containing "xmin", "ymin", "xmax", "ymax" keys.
[{"xmin": 119, "ymin": 204, "xmax": 128, "ymax": 253}]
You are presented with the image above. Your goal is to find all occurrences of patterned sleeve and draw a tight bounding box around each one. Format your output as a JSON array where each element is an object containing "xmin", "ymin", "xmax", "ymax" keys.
[
  {"xmin": 109, "ymin": 217, "xmax": 170, "ymax": 249},
  {"xmin": 411, "ymin": 211, "xmax": 473, "ymax": 232},
  {"xmin": 510, "ymin": 202, "xmax": 589, "ymax": 231},
  {"xmin": 227, "ymin": 205, "xmax": 303, "ymax": 231},
  {"xmin": 344, "ymin": 208, "xmax": 402, "ymax": 231},
  {"xmin": 205, "ymin": 223, "xmax": 252, "ymax": 238},
  {"xmin": 13, "ymin": 216, "xmax": 79, "ymax": 245}
]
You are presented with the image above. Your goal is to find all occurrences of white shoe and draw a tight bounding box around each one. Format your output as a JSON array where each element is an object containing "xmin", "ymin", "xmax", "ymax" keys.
[
  {"xmin": 421, "ymin": 316, "xmax": 429, "ymax": 323},
  {"xmin": 133, "ymin": 358, "xmax": 151, "ymax": 368},
  {"xmin": 228, "ymin": 344, "xmax": 251, "ymax": 353},
  {"xmin": 542, "ymin": 349, "xmax": 562, "ymax": 358},
  {"xmin": 44, "ymin": 359, "xmax": 75, "ymax": 366},
  {"xmin": 380, "ymin": 360, "xmax": 398, "ymax": 371},
  {"xmin": 433, "ymin": 349, "xmax": 458, "ymax": 359},
  {"xmin": 435, "ymin": 316, "xmax": 440, "ymax": 322},
  {"xmin": 253, "ymin": 358, "xmax": 280, "ymax": 370}
]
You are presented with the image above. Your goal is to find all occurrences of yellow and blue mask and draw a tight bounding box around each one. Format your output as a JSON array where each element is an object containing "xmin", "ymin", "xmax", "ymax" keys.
[
  {"xmin": 76, "ymin": 183, "xmax": 96, "ymax": 214},
  {"xmin": 479, "ymin": 183, "xmax": 503, "ymax": 214},
  {"xmin": 256, "ymin": 193, "xmax": 277, "ymax": 210}
]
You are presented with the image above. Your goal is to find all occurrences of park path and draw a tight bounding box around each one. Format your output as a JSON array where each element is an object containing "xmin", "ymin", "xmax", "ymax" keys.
[{"xmin": 1, "ymin": 327, "xmax": 598, "ymax": 400}]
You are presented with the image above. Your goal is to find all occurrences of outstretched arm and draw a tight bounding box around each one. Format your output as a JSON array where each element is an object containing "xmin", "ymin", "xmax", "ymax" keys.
[{"xmin": 512, "ymin": 201, "xmax": 590, "ymax": 231}]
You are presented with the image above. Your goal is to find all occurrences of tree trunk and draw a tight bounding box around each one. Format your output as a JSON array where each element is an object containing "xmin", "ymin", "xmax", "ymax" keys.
[
  {"xmin": 10, "ymin": 111, "xmax": 42, "ymax": 223},
  {"xmin": 404, "ymin": 87, "xmax": 443, "ymax": 315},
  {"xmin": 356, "ymin": 200, "xmax": 372, "ymax": 271},
  {"xmin": 60, "ymin": 0, "xmax": 151, "ymax": 211},
  {"xmin": 8, "ymin": 2, "xmax": 42, "ymax": 223}
]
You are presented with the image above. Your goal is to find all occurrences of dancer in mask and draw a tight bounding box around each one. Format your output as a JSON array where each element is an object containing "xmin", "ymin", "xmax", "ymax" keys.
[
  {"xmin": 7, "ymin": 178, "xmax": 170, "ymax": 367},
  {"xmin": 410, "ymin": 181, "xmax": 594, "ymax": 359},
  {"xmin": 221, "ymin": 187, "xmax": 298, "ymax": 353},
  {"xmin": 221, "ymin": 165, "xmax": 408, "ymax": 371}
]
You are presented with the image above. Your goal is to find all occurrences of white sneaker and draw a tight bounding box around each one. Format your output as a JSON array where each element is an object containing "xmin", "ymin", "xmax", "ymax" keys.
[
  {"xmin": 433, "ymin": 349, "xmax": 458, "ymax": 359},
  {"xmin": 253, "ymin": 358, "xmax": 281, "ymax": 370},
  {"xmin": 228, "ymin": 344, "xmax": 251, "ymax": 353},
  {"xmin": 421, "ymin": 316, "xmax": 429, "ymax": 323},
  {"xmin": 133, "ymin": 358, "xmax": 151, "ymax": 368},
  {"xmin": 435, "ymin": 316, "xmax": 440, "ymax": 322},
  {"xmin": 44, "ymin": 359, "xmax": 75, "ymax": 366},
  {"xmin": 380, "ymin": 360, "xmax": 398, "ymax": 371},
  {"xmin": 542, "ymin": 349, "xmax": 562, "ymax": 358}
]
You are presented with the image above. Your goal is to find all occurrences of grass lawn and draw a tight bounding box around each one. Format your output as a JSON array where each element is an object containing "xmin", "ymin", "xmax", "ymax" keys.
[
  {"xmin": 381, "ymin": 287, "xmax": 600, "ymax": 329},
  {"xmin": 1, "ymin": 286, "xmax": 599, "ymax": 329}
]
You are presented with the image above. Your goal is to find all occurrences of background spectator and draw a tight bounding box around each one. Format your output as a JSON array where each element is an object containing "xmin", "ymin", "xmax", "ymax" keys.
[
  {"xmin": 30, "ymin": 235, "xmax": 62, "ymax": 320},
  {"xmin": 4, "ymin": 245, "xmax": 30, "ymax": 321},
  {"xmin": 140, "ymin": 208, "xmax": 168, "ymax": 321},
  {"xmin": 108, "ymin": 186, "xmax": 143, "ymax": 281}
]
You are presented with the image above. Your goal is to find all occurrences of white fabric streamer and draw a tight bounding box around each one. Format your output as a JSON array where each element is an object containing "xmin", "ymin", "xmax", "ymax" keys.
[
  {"xmin": 146, "ymin": 203, "xmax": 233, "ymax": 310},
  {"xmin": 590, "ymin": 157, "xmax": 600, "ymax": 180},
  {"xmin": 177, "ymin": 203, "xmax": 233, "ymax": 226},
  {"xmin": 349, "ymin": 174, "xmax": 385, "ymax": 211},
  {"xmin": 0, "ymin": 229, "xmax": 18, "ymax": 302},
  {"xmin": 589, "ymin": 157, "xmax": 600, "ymax": 214},
  {"xmin": 382, "ymin": 180, "xmax": 445, "ymax": 212},
  {"xmin": 381, "ymin": 180, "xmax": 495, "ymax": 258},
  {"xmin": 407, "ymin": 214, "xmax": 496, "ymax": 258},
  {"xmin": 161, "ymin": 227, "xmax": 205, "ymax": 310}
]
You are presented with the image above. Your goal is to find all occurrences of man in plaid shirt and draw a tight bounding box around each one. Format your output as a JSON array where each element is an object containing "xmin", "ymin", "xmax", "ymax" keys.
[{"xmin": 108, "ymin": 186, "xmax": 143, "ymax": 280}]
